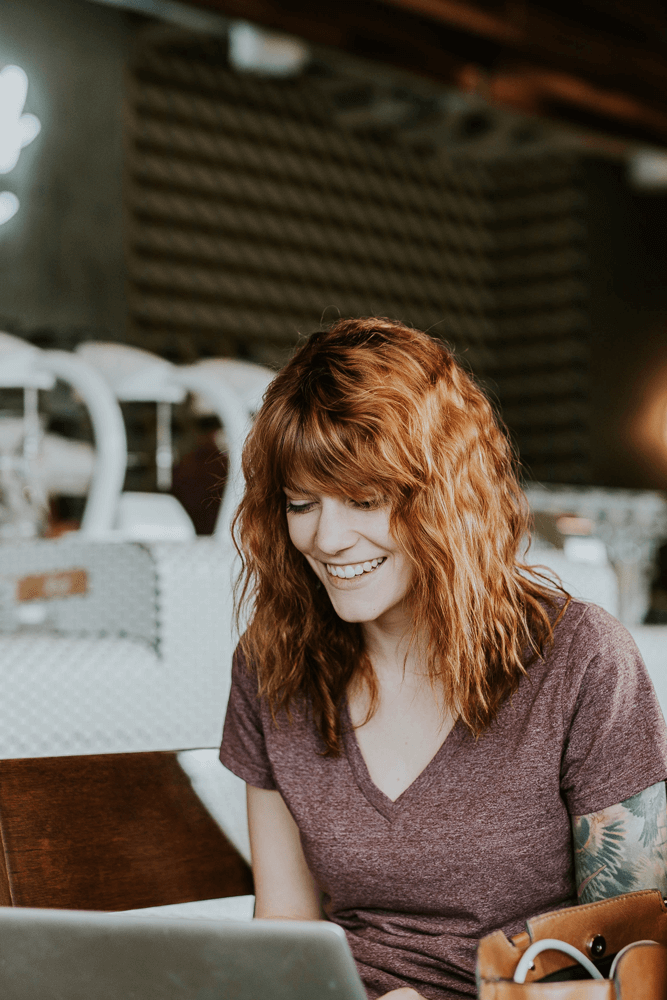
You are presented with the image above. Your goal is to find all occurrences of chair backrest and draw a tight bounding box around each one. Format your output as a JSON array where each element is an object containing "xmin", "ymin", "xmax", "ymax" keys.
[
  {"xmin": 74, "ymin": 342, "xmax": 256, "ymax": 541},
  {"xmin": 0, "ymin": 752, "xmax": 253, "ymax": 911},
  {"xmin": 0, "ymin": 332, "xmax": 128, "ymax": 539}
]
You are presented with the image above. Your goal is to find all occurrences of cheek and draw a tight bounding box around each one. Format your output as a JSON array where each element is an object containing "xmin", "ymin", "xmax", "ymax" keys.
[
  {"xmin": 286, "ymin": 516, "xmax": 311, "ymax": 555},
  {"xmin": 394, "ymin": 556, "xmax": 414, "ymax": 595}
]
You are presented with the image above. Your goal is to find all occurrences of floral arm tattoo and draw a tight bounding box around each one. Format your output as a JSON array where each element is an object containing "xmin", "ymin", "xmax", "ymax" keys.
[{"xmin": 572, "ymin": 781, "xmax": 667, "ymax": 904}]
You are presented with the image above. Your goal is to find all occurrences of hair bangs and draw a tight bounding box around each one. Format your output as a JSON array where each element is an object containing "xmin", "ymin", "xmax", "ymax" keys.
[{"xmin": 277, "ymin": 406, "xmax": 404, "ymax": 504}]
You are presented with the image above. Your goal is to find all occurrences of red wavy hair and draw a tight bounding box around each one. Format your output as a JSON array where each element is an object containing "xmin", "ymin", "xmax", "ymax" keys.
[{"xmin": 233, "ymin": 317, "xmax": 568, "ymax": 754}]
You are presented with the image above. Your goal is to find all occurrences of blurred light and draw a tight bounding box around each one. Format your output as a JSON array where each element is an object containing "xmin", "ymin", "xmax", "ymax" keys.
[
  {"xmin": 0, "ymin": 65, "xmax": 41, "ymax": 175},
  {"xmin": 556, "ymin": 515, "xmax": 595, "ymax": 536},
  {"xmin": 228, "ymin": 21, "xmax": 309, "ymax": 76},
  {"xmin": 628, "ymin": 150, "xmax": 667, "ymax": 190},
  {"xmin": 0, "ymin": 64, "xmax": 40, "ymax": 228},
  {"xmin": 0, "ymin": 192, "xmax": 19, "ymax": 226}
]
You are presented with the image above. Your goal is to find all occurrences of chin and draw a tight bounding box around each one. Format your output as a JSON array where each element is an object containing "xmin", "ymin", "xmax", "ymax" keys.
[
  {"xmin": 332, "ymin": 610, "xmax": 368, "ymax": 623},
  {"xmin": 328, "ymin": 599, "xmax": 381, "ymax": 624}
]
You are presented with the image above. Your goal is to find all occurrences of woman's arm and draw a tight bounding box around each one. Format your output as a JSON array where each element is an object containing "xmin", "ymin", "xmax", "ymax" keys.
[
  {"xmin": 247, "ymin": 784, "xmax": 322, "ymax": 919},
  {"xmin": 572, "ymin": 780, "xmax": 667, "ymax": 904}
]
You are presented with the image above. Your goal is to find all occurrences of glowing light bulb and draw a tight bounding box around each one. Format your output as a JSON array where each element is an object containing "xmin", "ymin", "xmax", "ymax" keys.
[{"xmin": 228, "ymin": 22, "xmax": 309, "ymax": 76}]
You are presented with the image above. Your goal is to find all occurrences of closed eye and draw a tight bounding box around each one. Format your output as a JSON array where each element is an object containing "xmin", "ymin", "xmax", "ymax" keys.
[
  {"xmin": 284, "ymin": 496, "xmax": 385, "ymax": 514},
  {"xmin": 349, "ymin": 497, "xmax": 385, "ymax": 510},
  {"xmin": 285, "ymin": 500, "xmax": 316, "ymax": 514}
]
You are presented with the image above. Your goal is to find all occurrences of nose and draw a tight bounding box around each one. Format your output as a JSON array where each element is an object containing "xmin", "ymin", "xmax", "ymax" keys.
[{"xmin": 314, "ymin": 497, "xmax": 357, "ymax": 556}]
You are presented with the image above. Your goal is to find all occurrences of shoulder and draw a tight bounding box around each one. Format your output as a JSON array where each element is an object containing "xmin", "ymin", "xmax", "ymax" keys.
[
  {"xmin": 553, "ymin": 603, "xmax": 667, "ymax": 814},
  {"xmin": 231, "ymin": 643, "xmax": 257, "ymax": 687},
  {"xmin": 220, "ymin": 641, "xmax": 279, "ymax": 789},
  {"xmin": 225, "ymin": 642, "xmax": 267, "ymax": 728},
  {"xmin": 553, "ymin": 597, "xmax": 628, "ymax": 646},
  {"xmin": 551, "ymin": 599, "xmax": 641, "ymax": 683},
  {"xmin": 544, "ymin": 598, "xmax": 662, "ymax": 739},
  {"xmin": 232, "ymin": 642, "xmax": 249, "ymax": 673},
  {"xmin": 228, "ymin": 641, "xmax": 310, "ymax": 729}
]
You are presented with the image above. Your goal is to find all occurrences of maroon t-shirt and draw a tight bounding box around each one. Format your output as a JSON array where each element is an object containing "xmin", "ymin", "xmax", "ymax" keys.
[{"xmin": 220, "ymin": 600, "xmax": 667, "ymax": 999}]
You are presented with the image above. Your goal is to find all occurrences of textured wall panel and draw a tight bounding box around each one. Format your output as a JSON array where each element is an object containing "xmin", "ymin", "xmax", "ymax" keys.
[
  {"xmin": 126, "ymin": 34, "xmax": 493, "ymax": 370},
  {"xmin": 485, "ymin": 155, "xmax": 590, "ymax": 483},
  {"xmin": 126, "ymin": 33, "xmax": 592, "ymax": 481}
]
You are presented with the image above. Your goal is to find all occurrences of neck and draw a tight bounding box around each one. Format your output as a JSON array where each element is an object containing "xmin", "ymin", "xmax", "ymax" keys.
[
  {"xmin": 361, "ymin": 614, "xmax": 425, "ymax": 682},
  {"xmin": 353, "ymin": 617, "xmax": 445, "ymax": 722}
]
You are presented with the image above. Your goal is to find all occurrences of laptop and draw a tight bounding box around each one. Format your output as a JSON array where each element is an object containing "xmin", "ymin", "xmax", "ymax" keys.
[{"xmin": 0, "ymin": 906, "xmax": 368, "ymax": 1000}]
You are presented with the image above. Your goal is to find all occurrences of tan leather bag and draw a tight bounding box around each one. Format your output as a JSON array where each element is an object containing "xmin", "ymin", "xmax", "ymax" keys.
[{"xmin": 476, "ymin": 889, "xmax": 667, "ymax": 998}]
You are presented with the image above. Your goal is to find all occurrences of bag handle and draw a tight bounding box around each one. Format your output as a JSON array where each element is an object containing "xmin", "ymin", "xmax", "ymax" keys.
[
  {"xmin": 609, "ymin": 939, "xmax": 659, "ymax": 979},
  {"xmin": 513, "ymin": 938, "xmax": 605, "ymax": 983}
]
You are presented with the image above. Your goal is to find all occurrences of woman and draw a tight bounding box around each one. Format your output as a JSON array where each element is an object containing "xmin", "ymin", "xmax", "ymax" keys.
[{"xmin": 220, "ymin": 317, "xmax": 667, "ymax": 999}]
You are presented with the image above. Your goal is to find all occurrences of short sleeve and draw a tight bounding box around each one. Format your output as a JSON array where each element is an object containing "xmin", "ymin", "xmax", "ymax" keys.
[
  {"xmin": 560, "ymin": 605, "xmax": 667, "ymax": 816},
  {"xmin": 219, "ymin": 647, "xmax": 277, "ymax": 790}
]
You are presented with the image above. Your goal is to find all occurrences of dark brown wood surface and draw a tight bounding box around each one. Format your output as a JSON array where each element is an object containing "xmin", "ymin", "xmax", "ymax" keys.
[{"xmin": 0, "ymin": 753, "xmax": 253, "ymax": 911}]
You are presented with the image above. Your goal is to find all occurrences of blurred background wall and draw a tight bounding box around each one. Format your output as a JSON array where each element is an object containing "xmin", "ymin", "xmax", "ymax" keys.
[
  {"xmin": 585, "ymin": 159, "xmax": 667, "ymax": 490},
  {"xmin": 0, "ymin": 0, "xmax": 132, "ymax": 340}
]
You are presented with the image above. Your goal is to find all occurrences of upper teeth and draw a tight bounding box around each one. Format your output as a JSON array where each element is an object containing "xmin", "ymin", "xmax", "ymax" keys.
[{"xmin": 325, "ymin": 558, "xmax": 385, "ymax": 579}]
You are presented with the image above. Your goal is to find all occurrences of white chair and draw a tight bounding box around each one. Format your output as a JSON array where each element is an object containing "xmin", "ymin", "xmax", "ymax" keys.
[
  {"xmin": 75, "ymin": 342, "xmax": 273, "ymax": 539},
  {"xmin": 191, "ymin": 357, "xmax": 275, "ymax": 419},
  {"xmin": 0, "ymin": 331, "xmax": 126, "ymax": 538}
]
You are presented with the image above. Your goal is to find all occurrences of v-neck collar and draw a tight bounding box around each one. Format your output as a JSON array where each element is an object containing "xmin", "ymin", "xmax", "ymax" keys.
[{"xmin": 341, "ymin": 700, "xmax": 465, "ymax": 822}]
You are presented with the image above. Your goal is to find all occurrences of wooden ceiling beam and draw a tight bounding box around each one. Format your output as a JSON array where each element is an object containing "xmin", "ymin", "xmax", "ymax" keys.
[
  {"xmin": 187, "ymin": 0, "xmax": 667, "ymax": 146},
  {"xmin": 379, "ymin": 0, "xmax": 667, "ymax": 106},
  {"xmin": 375, "ymin": 0, "xmax": 522, "ymax": 44}
]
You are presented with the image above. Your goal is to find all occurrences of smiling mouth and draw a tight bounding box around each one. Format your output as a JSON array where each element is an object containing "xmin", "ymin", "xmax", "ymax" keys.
[{"xmin": 325, "ymin": 557, "xmax": 387, "ymax": 579}]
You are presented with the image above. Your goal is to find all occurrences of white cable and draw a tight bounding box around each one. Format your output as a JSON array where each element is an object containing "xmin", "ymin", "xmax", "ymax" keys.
[{"xmin": 514, "ymin": 938, "xmax": 604, "ymax": 984}]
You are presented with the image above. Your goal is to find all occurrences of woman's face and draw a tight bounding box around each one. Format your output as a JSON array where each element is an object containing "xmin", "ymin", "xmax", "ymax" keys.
[{"xmin": 284, "ymin": 489, "xmax": 412, "ymax": 631}]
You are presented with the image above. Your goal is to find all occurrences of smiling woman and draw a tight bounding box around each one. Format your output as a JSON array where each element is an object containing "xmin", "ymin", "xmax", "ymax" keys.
[{"xmin": 220, "ymin": 317, "xmax": 667, "ymax": 1000}]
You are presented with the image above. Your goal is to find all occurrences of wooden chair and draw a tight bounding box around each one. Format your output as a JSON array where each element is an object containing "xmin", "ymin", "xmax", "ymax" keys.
[{"xmin": 0, "ymin": 752, "xmax": 253, "ymax": 911}]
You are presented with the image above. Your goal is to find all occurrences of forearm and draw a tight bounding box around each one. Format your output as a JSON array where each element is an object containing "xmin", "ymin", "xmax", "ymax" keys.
[{"xmin": 254, "ymin": 889, "xmax": 327, "ymax": 921}]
